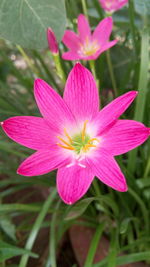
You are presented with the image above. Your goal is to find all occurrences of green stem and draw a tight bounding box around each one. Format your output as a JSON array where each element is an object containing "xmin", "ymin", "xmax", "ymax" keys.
[
  {"xmin": 19, "ymin": 188, "xmax": 57, "ymax": 267},
  {"xmin": 106, "ymin": 50, "xmax": 117, "ymax": 97},
  {"xmin": 89, "ymin": 60, "xmax": 99, "ymax": 88},
  {"xmin": 92, "ymin": 179, "xmax": 101, "ymax": 197},
  {"xmin": 144, "ymin": 157, "xmax": 150, "ymax": 178},
  {"xmin": 128, "ymin": 0, "xmax": 138, "ymax": 57},
  {"xmin": 53, "ymin": 53, "xmax": 66, "ymax": 84},
  {"xmin": 81, "ymin": 0, "xmax": 88, "ymax": 20},
  {"xmin": 128, "ymin": 187, "xmax": 149, "ymax": 234},
  {"xmin": 16, "ymin": 45, "xmax": 39, "ymax": 77},
  {"xmin": 127, "ymin": 22, "xmax": 149, "ymax": 173},
  {"xmin": 49, "ymin": 200, "xmax": 61, "ymax": 267},
  {"xmin": 84, "ymin": 223, "xmax": 105, "ymax": 267}
]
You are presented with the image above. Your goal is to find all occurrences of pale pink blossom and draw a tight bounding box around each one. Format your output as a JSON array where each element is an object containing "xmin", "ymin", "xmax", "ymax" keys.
[
  {"xmin": 62, "ymin": 14, "xmax": 117, "ymax": 60},
  {"xmin": 99, "ymin": 0, "xmax": 128, "ymax": 13},
  {"xmin": 1, "ymin": 63, "xmax": 149, "ymax": 204},
  {"xmin": 47, "ymin": 28, "xmax": 58, "ymax": 54}
]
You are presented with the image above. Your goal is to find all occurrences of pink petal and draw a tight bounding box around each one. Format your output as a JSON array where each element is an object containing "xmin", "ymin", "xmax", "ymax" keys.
[
  {"xmin": 62, "ymin": 30, "xmax": 80, "ymax": 51},
  {"xmin": 86, "ymin": 152, "xmax": 127, "ymax": 191},
  {"xmin": 63, "ymin": 63, "xmax": 99, "ymax": 121},
  {"xmin": 102, "ymin": 120, "xmax": 150, "ymax": 155},
  {"xmin": 62, "ymin": 51, "xmax": 81, "ymax": 61},
  {"xmin": 1, "ymin": 116, "xmax": 56, "ymax": 150},
  {"xmin": 77, "ymin": 14, "xmax": 91, "ymax": 42},
  {"xmin": 47, "ymin": 28, "xmax": 58, "ymax": 54},
  {"xmin": 83, "ymin": 40, "xmax": 117, "ymax": 61},
  {"xmin": 17, "ymin": 146, "xmax": 70, "ymax": 176},
  {"xmin": 93, "ymin": 17, "xmax": 113, "ymax": 44},
  {"xmin": 99, "ymin": 40, "xmax": 118, "ymax": 53},
  {"xmin": 34, "ymin": 79, "xmax": 76, "ymax": 132},
  {"xmin": 94, "ymin": 91, "xmax": 138, "ymax": 135},
  {"xmin": 57, "ymin": 164, "xmax": 94, "ymax": 204}
]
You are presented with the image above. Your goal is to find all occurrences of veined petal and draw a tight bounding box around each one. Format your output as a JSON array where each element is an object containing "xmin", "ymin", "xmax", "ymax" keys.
[
  {"xmin": 34, "ymin": 79, "xmax": 76, "ymax": 132},
  {"xmin": 77, "ymin": 14, "xmax": 91, "ymax": 42},
  {"xmin": 1, "ymin": 116, "xmax": 56, "ymax": 150},
  {"xmin": 102, "ymin": 120, "xmax": 150, "ymax": 155},
  {"xmin": 93, "ymin": 17, "xmax": 113, "ymax": 44},
  {"xmin": 94, "ymin": 91, "xmax": 138, "ymax": 135},
  {"xmin": 86, "ymin": 152, "xmax": 127, "ymax": 191},
  {"xmin": 57, "ymin": 164, "xmax": 94, "ymax": 204},
  {"xmin": 64, "ymin": 63, "xmax": 99, "ymax": 121},
  {"xmin": 17, "ymin": 146, "xmax": 70, "ymax": 176},
  {"xmin": 62, "ymin": 30, "xmax": 80, "ymax": 51}
]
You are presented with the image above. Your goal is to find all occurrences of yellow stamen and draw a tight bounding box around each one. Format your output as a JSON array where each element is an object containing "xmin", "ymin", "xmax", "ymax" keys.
[
  {"xmin": 64, "ymin": 128, "xmax": 73, "ymax": 143},
  {"xmin": 57, "ymin": 136, "xmax": 71, "ymax": 147},
  {"xmin": 57, "ymin": 143, "xmax": 75, "ymax": 150},
  {"xmin": 82, "ymin": 120, "xmax": 88, "ymax": 141}
]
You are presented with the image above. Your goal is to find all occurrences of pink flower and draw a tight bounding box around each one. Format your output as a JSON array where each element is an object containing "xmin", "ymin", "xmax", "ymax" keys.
[
  {"xmin": 99, "ymin": 0, "xmax": 128, "ymax": 13},
  {"xmin": 62, "ymin": 15, "xmax": 117, "ymax": 61},
  {"xmin": 1, "ymin": 63, "xmax": 149, "ymax": 204},
  {"xmin": 47, "ymin": 28, "xmax": 58, "ymax": 54}
]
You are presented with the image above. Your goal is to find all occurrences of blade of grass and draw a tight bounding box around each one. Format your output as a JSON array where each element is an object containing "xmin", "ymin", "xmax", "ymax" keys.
[
  {"xmin": 107, "ymin": 229, "xmax": 118, "ymax": 267},
  {"xmin": 45, "ymin": 200, "xmax": 61, "ymax": 267},
  {"xmin": 19, "ymin": 188, "xmax": 57, "ymax": 267},
  {"xmin": 93, "ymin": 251, "xmax": 150, "ymax": 267},
  {"xmin": 127, "ymin": 21, "xmax": 149, "ymax": 173},
  {"xmin": 84, "ymin": 223, "xmax": 105, "ymax": 267}
]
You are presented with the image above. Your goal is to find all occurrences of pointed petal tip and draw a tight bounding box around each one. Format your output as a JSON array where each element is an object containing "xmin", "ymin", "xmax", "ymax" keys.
[{"xmin": 0, "ymin": 121, "xmax": 4, "ymax": 127}]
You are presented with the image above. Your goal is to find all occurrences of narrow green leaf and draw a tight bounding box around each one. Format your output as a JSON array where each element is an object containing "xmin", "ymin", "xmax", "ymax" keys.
[
  {"xmin": 84, "ymin": 223, "xmax": 104, "ymax": 267},
  {"xmin": 127, "ymin": 23, "xmax": 149, "ymax": 173},
  {"xmin": 0, "ymin": 241, "xmax": 38, "ymax": 262},
  {"xmin": 0, "ymin": 216, "xmax": 16, "ymax": 241},
  {"xmin": 19, "ymin": 188, "xmax": 57, "ymax": 267},
  {"xmin": 93, "ymin": 252, "xmax": 150, "ymax": 267}
]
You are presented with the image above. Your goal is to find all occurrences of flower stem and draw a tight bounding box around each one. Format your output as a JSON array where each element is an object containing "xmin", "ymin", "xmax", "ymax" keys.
[
  {"xmin": 106, "ymin": 49, "xmax": 117, "ymax": 97},
  {"xmin": 128, "ymin": 187, "xmax": 149, "ymax": 234},
  {"xmin": 53, "ymin": 53, "xmax": 66, "ymax": 84},
  {"xmin": 19, "ymin": 188, "xmax": 57, "ymax": 267},
  {"xmin": 144, "ymin": 155, "xmax": 150, "ymax": 178},
  {"xmin": 81, "ymin": 0, "xmax": 89, "ymax": 20},
  {"xmin": 89, "ymin": 60, "xmax": 99, "ymax": 88},
  {"xmin": 127, "ymin": 20, "xmax": 149, "ymax": 173}
]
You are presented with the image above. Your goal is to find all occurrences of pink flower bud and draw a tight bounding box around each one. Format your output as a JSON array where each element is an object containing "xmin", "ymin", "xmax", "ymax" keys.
[
  {"xmin": 47, "ymin": 28, "xmax": 58, "ymax": 54},
  {"xmin": 99, "ymin": 0, "xmax": 128, "ymax": 13}
]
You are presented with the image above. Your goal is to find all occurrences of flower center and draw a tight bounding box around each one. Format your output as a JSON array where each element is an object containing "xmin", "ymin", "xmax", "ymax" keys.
[
  {"xmin": 79, "ymin": 37, "xmax": 100, "ymax": 57},
  {"xmin": 57, "ymin": 120, "xmax": 98, "ymax": 154}
]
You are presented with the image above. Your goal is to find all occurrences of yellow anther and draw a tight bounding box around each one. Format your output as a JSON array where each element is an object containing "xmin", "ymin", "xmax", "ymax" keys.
[
  {"xmin": 82, "ymin": 120, "xmax": 88, "ymax": 141},
  {"xmin": 57, "ymin": 143, "xmax": 75, "ymax": 150},
  {"xmin": 57, "ymin": 136, "xmax": 71, "ymax": 147},
  {"xmin": 64, "ymin": 128, "xmax": 73, "ymax": 144}
]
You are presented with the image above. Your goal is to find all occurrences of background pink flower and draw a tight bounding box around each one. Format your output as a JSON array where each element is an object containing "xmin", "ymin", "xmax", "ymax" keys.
[
  {"xmin": 62, "ymin": 14, "xmax": 117, "ymax": 61},
  {"xmin": 99, "ymin": 0, "xmax": 128, "ymax": 13},
  {"xmin": 1, "ymin": 63, "xmax": 149, "ymax": 204},
  {"xmin": 47, "ymin": 27, "xmax": 58, "ymax": 54}
]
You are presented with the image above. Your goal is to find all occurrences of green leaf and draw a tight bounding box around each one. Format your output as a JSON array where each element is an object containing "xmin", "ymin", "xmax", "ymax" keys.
[
  {"xmin": 0, "ymin": 216, "xmax": 16, "ymax": 241},
  {"xmin": 0, "ymin": 0, "xmax": 66, "ymax": 49},
  {"xmin": 65, "ymin": 198, "xmax": 95, "ymax": 221},
  {"xmin": 65, "ymin": 195, "xmax": 119, "ymax": 221},
  {"xmin": 0, "ymin": 241, "xmax": 38, "ymax": 262},
  {"xmin": 119, "ymin": 217, "xmax": 138, "ymax": 234},
  {"xmin": 134, "ymin": 0, "xmax": 150, "ymax": 17}
]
